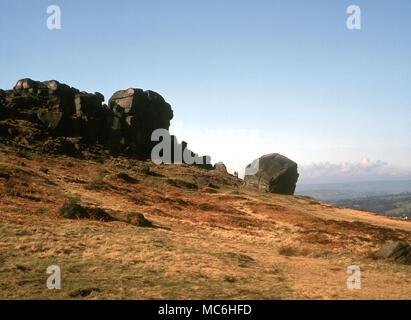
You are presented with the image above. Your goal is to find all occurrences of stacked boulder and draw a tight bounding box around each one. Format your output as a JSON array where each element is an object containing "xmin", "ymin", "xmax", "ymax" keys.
[
  {"xmin": 6, "ymin": 78, "xmax": 106, "ymax": 140},
  {"xmin": 374, "ymin": 241, "xmax": 411, "ymax": 265},
  {"xmin": 108, "ymin": 88, "xmax": 173, "ymax": 156},
  {"xmin": 0, "ymin": 78, "xmax": 210, "ymax": 163},
  {"xmin": 244, "ymin": 153, "xmax": 299, "ymax": 195}
]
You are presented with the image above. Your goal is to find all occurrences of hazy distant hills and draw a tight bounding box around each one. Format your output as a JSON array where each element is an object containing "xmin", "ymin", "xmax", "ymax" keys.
[
  {"xmin": 296, "ymin": 180, "xmax": 411, "ymax": 219},
  {"xmin": 296, "ymin": 180, "xmax": 411, "ymax": 201},
  {"xmin": 334, "ymin": 193, "xmax": 411, "ymax": 219}
]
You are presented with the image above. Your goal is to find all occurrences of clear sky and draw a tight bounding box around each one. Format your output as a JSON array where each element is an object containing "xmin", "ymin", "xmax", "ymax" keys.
[{"xmin": 1, "ymin": 0, "xmax": 410, "ymax": 183}]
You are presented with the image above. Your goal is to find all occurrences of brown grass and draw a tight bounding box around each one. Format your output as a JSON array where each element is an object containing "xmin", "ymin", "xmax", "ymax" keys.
[{"xmin": 0, "ymin": 146, "xmax": 410, "ymax": 299}]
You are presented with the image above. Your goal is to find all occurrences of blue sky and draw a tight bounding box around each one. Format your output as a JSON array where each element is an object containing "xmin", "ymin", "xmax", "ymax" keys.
[{"xmin": 1, "ymin": 0, "xmax": 410, "ymax": 183}]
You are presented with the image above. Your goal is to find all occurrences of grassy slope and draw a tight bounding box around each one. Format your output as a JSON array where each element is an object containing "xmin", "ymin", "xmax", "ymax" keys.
[{"xmin": 0, "ymin": 146, "xmax": 410, "ymax": 300}]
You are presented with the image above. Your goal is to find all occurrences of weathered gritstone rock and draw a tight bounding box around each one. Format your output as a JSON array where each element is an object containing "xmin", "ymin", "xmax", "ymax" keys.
[
  {"xmin": 108, "ymin": 88, "xmax": 173, "ymax": 156},
  {"xmin": 244, "ymin": 153, "xmax": 299, "ymax": 195},
  {"xmin": 42, "ymin": 137, "xmax": 81, "ymax": 157},
  {"xmin": 59, "ymin": 203, "xmax": 116, "ymax": 222},
  {"xmin": 375, "ymin": 241, "xmax": 411, "ymax": 264},
  {"xmin": 0, "ymin": 78, "xmax": 211, "ymax": 164},
  {"xmin": 59, "ymin": 202, "xmax": 154, "ymax": 227},
  {"xmin": 214, "ymin": 162, "xmax": 228, "ymax": 173},
  {"xmin": 7, "ymin": 78, "xmax": 96, "ymax": 136}
]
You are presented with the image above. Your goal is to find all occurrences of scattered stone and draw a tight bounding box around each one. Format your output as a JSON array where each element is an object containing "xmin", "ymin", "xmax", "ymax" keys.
[
  {"xmin": 123, "ymin": 212, "xmax": 154, "ymax": 228},
  {"xmin": 137, "ymin": 163, "xmax": 152, "ymax": 175},
  {"xmin": 116, "ymin": 172, "xmax": 139, "ymax": 184},
  {"xmin": 214, "ymin": 161, "xmax": 227, "ymax": 173},
  {"xmin": 15, "ymin": 264, "xmax": 31, "ymax": 272},
  {"xmin": 58, "ymin": 202, "xmax": 154, "ymax": 228},
  {"xmin": 69, "ymin": 287, "xmax": 101, "ymax": 298},
  {"xmin": 244, "ymin": 153, "xmax": 299, "ymax": 195},
  {"xmin": 59, "ymin": 203, "xmax": 116, "ymax": 222},
  {"xmin": 374, "ymin": 241, "xmax": 411, "ymax": 264},
  {"xmin": 224, "ymin": 276, "xmax": 236, "ymax": 283}
]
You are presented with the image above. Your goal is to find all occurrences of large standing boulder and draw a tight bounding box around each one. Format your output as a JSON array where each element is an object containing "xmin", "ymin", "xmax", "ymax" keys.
[
  {"xmin": 244, "ymin": 153, "xmax": 299, "ymax": 195},
  {"xmin": 108, "ymin": 88, "xmax": 173, "ymax": 156},
  {"xmin": 9, "ymin": 79, "xmax": 78, "ymax": 133},
  {"xmin": 374, "ymin": 241, "xmax": 411, "ymax": 264},
  {"xmin": 73, "ymin": 92, "xmax": 107, "ymax": 142}
]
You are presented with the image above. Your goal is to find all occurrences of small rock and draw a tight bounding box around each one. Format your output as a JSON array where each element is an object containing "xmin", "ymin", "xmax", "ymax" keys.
[
  {"xmin": 15, "ymin": 264, "xmax": 31, "ymax": 272},
  {"xmin": 214, "ymin": 162, "xmax": 227, "ymax": 173},
  {"xmin": 69, "ymin": 287, "xmax": 101, "ymax": 298},
  {"xmin": 59, "ymin": 203, "xmax": 116, "ymax": 222},
  {"xmin": 42, "ymin": 138, "xmax": 81, "ymax": 157},
  {"xmin": 224, "ymin": 276, "xmax": 236, "ymax": 283},
  {"xmin": 123, "ymin": 212, "xmax": 154, "ymax": 228},
  {"xmin": 374, "ymin": 241, "xmax": 411, "ymax": 264},
  {"xmin": 116, "ymin": 172, "xmax": 138, "ymax": 184}
]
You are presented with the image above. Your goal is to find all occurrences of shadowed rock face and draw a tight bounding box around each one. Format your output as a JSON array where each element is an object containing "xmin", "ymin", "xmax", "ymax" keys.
[
  {"xmin": 244, "ymin": 153, "xmax": 299, "ymax": 195},
  {"xmin": 3, "ymin": 78, "xmax": 107, "ymax": 141},
  {"xmin": 108, "ymin": 88, "xmax": 173, "ymax": 156},
  {"xmin": 214, "ymin": 162, "xmax": 228, "ymax": 173},
  {"xmin": 375, "ymin": 241, "xmax": 411, "ymax": 264},
  {"xmin": 0, "ymin": 78, "xmax": 207, "ymax": 160}
]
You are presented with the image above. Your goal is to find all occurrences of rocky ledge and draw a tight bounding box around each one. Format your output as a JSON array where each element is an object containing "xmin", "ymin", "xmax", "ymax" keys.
[{"xmin": 0, "ymin": 78, "xmax": 210, "ymax": 166}]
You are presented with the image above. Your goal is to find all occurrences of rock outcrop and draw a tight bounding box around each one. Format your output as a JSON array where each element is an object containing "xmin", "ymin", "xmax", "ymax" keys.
[
  {"xmin": 108, "ymin": 88, "xmax": 173, "ymax": 156},
  {"xmin": 1, "ymin": 78, "xmax": 108, "ymax": 147},
  {"xmin": 374, "ymin": 241, "xmax": 411, "ymax": 264},
  {"xmin": 214, "ymin": 162, "xmax": 228, "ymax": 173},
  {"xmin": 244, "ymin": 153, "xmax": 299, "ymax": 195},
  {"xmin": 59, "ymin": 202, "xmax": 154, "ymax": 227},
  {"xmin": 0, "ymin": 78, "xmax": 210, "ymax": 163}
]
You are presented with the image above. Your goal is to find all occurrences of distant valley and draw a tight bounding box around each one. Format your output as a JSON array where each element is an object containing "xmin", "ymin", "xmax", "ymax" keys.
[
  {"xmin": 334, "ymin": 193, "xmax": 411, "ymax": 219},
  {"xmin": 296, "ymin": 180, "xmax": 411, "ymax": 219}
]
